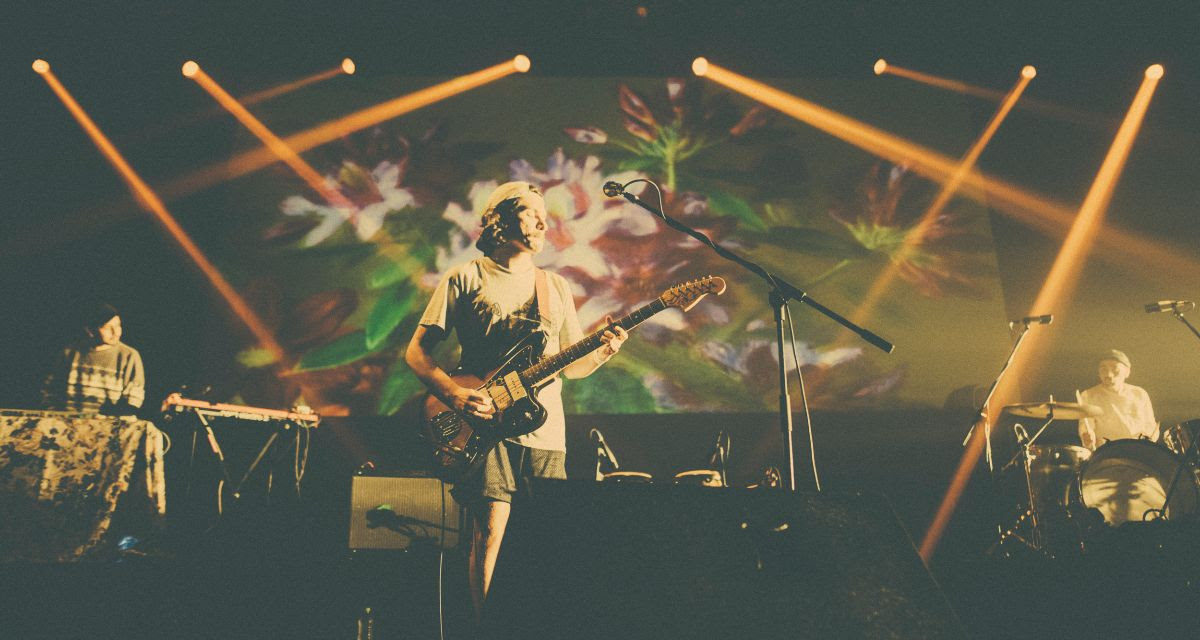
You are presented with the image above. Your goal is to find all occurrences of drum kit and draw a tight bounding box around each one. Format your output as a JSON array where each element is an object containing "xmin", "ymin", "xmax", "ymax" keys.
[{"xmin": 994, "ymin": 399, "xmax": 1200, "ymax": 556}]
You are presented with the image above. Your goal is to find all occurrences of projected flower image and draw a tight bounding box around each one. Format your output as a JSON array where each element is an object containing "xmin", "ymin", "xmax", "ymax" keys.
[{"xmin": 226, "ymin": 78, "xmax": 1003, "ymax": 415}]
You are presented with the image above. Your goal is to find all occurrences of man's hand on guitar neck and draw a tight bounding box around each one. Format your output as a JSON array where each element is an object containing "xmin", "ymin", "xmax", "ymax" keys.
[{"xmin": 447, "ymin": 383, "xmax": 495, "ymax": 420}]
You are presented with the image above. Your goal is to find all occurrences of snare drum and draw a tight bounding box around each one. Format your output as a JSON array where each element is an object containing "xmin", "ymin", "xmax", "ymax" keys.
[{"xmin": 1077, "ymin": 439, "xmax": 1199, "ymax": 526}]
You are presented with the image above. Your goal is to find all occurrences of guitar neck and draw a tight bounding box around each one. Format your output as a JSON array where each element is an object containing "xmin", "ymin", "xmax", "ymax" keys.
[{"xmin": 521, "ymin": 298, "xmax": 667, "ymax": 384}]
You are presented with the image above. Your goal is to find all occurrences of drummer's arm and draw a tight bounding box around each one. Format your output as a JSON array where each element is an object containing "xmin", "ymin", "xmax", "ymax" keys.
[
  {"xmin": 1079, "ymin": 418, "xmax": 1097, "ymax": 450},
  {"xmin": 1139, "ymin": 389, "xmax": 1159, "ymax": 440},
  {"xmin": 1076, "ymin": 390, "xmax": 1097, "ymax": 449}
]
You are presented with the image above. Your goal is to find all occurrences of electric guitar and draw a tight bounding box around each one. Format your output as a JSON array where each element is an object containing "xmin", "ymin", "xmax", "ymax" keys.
[{"xmin": 421, "ymin": 275, "xmax": 726, "ymax": 482}]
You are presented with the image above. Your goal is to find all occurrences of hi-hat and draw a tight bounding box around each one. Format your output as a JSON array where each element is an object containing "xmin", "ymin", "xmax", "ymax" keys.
[{"xmin": 1004, "ymin": 401, "xmax": 1102, "ymax": 420}]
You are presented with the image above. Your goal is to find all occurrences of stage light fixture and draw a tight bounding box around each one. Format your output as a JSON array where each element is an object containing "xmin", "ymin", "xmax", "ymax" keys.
[
  {"xmin": 182, "ymin": 61, "xmax": 199, "ymax": 78},
  {"xmin": 32, "ymin": 59, "xmax": 49, "ymax": 74},
  {"xmin": 1146, "ymin": 64, "xmax": 1163, "ymax": 79},
  {"xmin": 1022, "ymin": 65, "xmax": 1036, "ymax": 78},
  {"xmin": 874, "ymin": 59, "xmax": 887, "ymax": 75},
  {"xmin": 513, "ymin": 55, "xmax": 531, "ymax": 73},
  {"xmin": 691, "ymin": 57, "xmax": 709, "ymax": 77},
  {"xmin": 342, "ymin": 58, "xmax": 356, "ymax": 75}
]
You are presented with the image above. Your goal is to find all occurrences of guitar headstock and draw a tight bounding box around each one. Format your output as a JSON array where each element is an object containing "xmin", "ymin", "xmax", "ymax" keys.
[{"xmin": 660, "ymin": 276, "xmax": 727, "ymax": 312}]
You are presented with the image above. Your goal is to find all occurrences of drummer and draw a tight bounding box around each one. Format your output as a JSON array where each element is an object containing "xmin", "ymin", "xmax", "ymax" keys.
[{"xmin": 1077, "ymin": 349, "xmax": 1159, "ymax": 451}]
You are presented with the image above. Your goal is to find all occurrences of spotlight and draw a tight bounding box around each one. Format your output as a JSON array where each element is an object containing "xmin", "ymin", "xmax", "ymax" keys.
[
  {"xmin": 1146, "ymin": 64, "xmax": 1164, "ymax": 79},
  {"xmin": 874, "ymin": 59, "xmax": 887, "ymax": 75},
  {"xmin": 692, "ymin": 57, "xmax": 709, "ymax": 77},
  {"xmin": 342, "ymin": 58, "xmax": 356, "ymax": 75},
  {"xmin": 32, "ymin": 59, "xmax": 50, "ymax": 74},
  {"xmin": 182, "ymin": 61, "xmax": 199, "ymax": 78},
  {"xmin": 513, "ymin": 54, "xmax": 530, "ymax": 73},
  {"xmin": 1022, "ymin": 65, "xmax": 1036, "ymax": 79}
]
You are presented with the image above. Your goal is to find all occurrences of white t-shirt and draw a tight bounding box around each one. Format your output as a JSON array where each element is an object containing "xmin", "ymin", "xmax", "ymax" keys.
[
  {"xmin": 417, "ymin": 256, "xmax": 584, "ymax": 452},
  {"xmin": 1078, "ymin": 383, "xmax": 1158, "ymax": 449}
]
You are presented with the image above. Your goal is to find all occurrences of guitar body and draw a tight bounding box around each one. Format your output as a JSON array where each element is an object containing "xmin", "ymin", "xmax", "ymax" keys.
[{"xmin": 421, "ymin": 345, "xmax": 549, "ymax": 482}]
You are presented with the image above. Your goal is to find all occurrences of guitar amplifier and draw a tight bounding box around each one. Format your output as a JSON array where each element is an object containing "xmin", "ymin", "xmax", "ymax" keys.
[{"xmin": 347, "ymin": 475, "xmax": 464, "ymax": 551}]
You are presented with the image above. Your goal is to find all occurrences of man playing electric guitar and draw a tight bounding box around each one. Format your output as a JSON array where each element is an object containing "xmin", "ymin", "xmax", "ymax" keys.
[{"xmin": 405, "ymin": 181, "xmax": 627, "ymax": 618}]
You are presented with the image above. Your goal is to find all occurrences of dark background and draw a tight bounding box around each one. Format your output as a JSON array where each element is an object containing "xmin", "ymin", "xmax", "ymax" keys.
[{"xmin": 3, "ymin": 0, "xmax": 1199, "ymax": 567}]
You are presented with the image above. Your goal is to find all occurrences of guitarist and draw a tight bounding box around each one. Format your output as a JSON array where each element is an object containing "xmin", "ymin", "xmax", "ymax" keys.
[{"xmin": 404, "ymin": 181, "xmax": 627, "ymax": 617}]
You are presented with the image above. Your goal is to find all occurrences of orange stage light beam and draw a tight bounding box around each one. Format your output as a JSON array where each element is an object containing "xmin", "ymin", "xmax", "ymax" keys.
[
  {"xmin": 691, "ymin": 59, "xmax": 1200, "ymax": 288},
  {"xmin": 877, "ymin": 60, "xmax": 1113, "ymax": 129},
  {"xmin": 918, "ymin": 65, "xmax": 1165, "ymax": 563},
  {"xmin": 237, "ymin": 63, "xmax": 350, "ymax": 108},
  {"xmin": 184, "ymin": 60, "xmax": 353, "ymax": 208},
  {"xmin": 122, "ymin": 60, "xmax": 355, "ymax": 145},
  {"xmin": 34, "ymin": 60, "xmax": 286, "ymax": 361},
  {"xmin": 167, "ymin": 56, "xmax": 529, "ymax": 199},
  {"xmin": 847, "ymin": 68, "xmax": 1035, "ymax": 328}
]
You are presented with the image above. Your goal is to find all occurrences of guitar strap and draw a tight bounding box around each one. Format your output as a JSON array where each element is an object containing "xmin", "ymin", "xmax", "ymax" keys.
[{"xmin": 534, "ymin": 267, "xmax": 553, "ymax": 326}]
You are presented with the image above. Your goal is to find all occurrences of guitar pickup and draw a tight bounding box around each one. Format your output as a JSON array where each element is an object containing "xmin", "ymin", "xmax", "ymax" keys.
[{"xmin": 503, "ymin": 371, "xmax": 528, "ymax": 402}]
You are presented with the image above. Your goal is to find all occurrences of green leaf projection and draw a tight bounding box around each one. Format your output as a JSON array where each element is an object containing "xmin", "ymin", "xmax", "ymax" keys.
[{"xmin": 220, "ymin": 77, "xmax": 1012, "ymax": 416}]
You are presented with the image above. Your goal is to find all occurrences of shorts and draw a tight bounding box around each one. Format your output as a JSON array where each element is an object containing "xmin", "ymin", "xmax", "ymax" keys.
[{"xmin": 453, "ymin": 439, "xmax": 566, "ymax": 505}]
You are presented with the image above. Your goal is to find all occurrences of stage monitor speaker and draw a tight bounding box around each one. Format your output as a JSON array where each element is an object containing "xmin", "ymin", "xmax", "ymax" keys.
[
  {"xmin": 347, "ymin": 475, "xmax": 463, "ymax": 551},
  {"xmin": 485, "ymin": 479, "xmax": 965, "ymax": 639}
]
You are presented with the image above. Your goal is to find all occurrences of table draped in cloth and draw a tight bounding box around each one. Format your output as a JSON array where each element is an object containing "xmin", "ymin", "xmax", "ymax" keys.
[{"xmin": 0, "ymin": 410, "xmax": 166, "ymax": 561}]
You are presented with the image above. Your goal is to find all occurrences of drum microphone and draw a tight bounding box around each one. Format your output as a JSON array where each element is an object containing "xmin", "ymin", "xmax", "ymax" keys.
[
  {"xmin": 1144, "ymin": 300, "xmax": 1195, "ymax": 314},
  {"xmin": 590, "ymin": 428, "xmax": 620, "ymax": 470},
  {"xmin": 602, "ymin": 181, "xmax": 626, "ymax": 197},
  {"xmin": 1009, "ymin": 314, "xmax": 1053, "ymax": 330}
]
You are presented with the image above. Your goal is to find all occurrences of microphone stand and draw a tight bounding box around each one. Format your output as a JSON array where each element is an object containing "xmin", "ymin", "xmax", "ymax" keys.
[
  {"xmin": 614, "ymin": 185, "xmax": 893, "ymax": 491},
  {"xmin": 1168, "ymin": 307, "xmax": 1200, "ymax": 343},
  {"xmin": 962, "ymin": 321, "xmax": 1038, "ymax": 474}
]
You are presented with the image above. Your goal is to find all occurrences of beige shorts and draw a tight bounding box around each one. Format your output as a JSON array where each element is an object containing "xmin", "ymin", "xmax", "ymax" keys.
[{"xmin": 455, "ymin": 439, "xmax": 566, "ymax": 504}]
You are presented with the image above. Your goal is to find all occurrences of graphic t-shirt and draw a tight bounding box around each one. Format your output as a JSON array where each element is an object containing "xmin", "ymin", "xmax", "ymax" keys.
[{"xmin": 418, "ymin": 257, "xmax": 584, "ymax": 451}]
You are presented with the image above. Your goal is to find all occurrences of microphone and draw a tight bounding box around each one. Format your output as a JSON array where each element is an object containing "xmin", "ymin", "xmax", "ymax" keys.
[
  {"xmin": 1009, "ymin": 314, "xmax": 1052, "ymax": 329},
  {"xmin": 590, "ymin": 428, "xmax": 619, "ymax": 471},
  {"xmin": 602, "ymin": 181, "xmax": 625, "ymax": 197},
  {"xmin": 1013, "ymin": 423, "xmax": 1028, "ymax": 445},
  {"xmin": 1144, "ymin": 300, "xmax": 1195, "ymax": 314}
]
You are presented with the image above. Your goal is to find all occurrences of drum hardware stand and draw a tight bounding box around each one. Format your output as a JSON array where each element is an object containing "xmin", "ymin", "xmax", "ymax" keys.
[
  {"xmin": 1145, "ymin": 422, "xmax": 1200, "ymax": 522},
  {"xmin": 1145, "ymin": 302, "xmax": 1200, "ymax": 520},
  {"xmin": 607, "ymin": 179, "xmax": 894, "ymax": 491},
  {"xmin": 996, "ymin": 411, "xmax": 1057, "ymax": 551}
]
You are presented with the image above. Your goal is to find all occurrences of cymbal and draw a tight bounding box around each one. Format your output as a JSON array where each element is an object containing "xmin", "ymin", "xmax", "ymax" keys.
[{"xmin": 1003, "ymin": 401, "xmax": 1103, "ymax": 420}]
